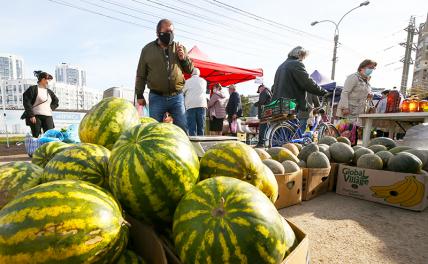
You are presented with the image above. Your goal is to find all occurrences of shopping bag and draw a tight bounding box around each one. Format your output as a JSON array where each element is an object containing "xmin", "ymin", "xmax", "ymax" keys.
[
  {"xmin": 24, "ymin": 134, "xmax": 42, "ymax": 157},
  {"xmin": 230, "ymin": 119, "xmax": 238, "ymax": 134}
]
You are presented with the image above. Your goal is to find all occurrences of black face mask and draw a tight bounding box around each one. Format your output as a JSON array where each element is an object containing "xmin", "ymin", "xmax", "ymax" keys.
[{"xmin": 159, "ymin": 31, "xmax": 174, "ymax": 46}]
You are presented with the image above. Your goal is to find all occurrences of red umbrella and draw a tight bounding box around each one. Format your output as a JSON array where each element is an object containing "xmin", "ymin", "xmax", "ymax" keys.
[{"xmin": 185, "ymin": 46, "xmax": 263, "ymax": 88}]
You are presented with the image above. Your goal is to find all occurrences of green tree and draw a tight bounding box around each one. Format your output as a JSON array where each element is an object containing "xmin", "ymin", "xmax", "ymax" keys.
[{"xmin": 240, "ymin": 95, "xmax": 251, "ymax": 117}]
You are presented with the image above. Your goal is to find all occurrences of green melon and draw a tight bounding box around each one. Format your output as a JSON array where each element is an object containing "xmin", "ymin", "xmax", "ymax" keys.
[
  {"xmin": 172, "ymin": 177, "xmax": 288, "ymax": 264},
  {"xmin": 297, "ymin": 143, "xmax": 319, "ymax": 162},
  {"xmin": 42, "ymin": 143, "xmax": 110, "ymax": 188},
  {"xmin": 318, "ymin": 136, "xmax": 337, "ymax": 146},
  {"xmin": 352, "ymin": 145, "xmax": 364, "ymax": 151},
  {"xmin": 375, "ymin": 151, "xmax": 394, "ymax": 168},
  {"xmin": 282, "ymin": 143, "xmax": 300, "ymax": 156},
  {"xmin": 403, "ymin": 149, "xmax": 428, "ymax": 166},
  {"xmin": 352, "ymin": 148, "xmax": 374, "ymax": 165},
  {"xmin": 109, "ymin": 123, "xmax": 199, "ymax": 227},
  {"xmin": 280, "ymin": 217, "xmax": 297, "ymax": 256},
  {"xmin": 297, "ymin": 160, "xmax": 306, "ymax": 168},
  {"xmin": 266, "ymin": 147, "xmax": 299, "ymax": 163},
  {"xmin": 368, "ymin": 144, "xmax": 388, "ymax": 153},
  {"xmin": 282, "ymin": 160, "xmax": 301, "ymax": 173},
  {"xmin": 116, "ymin": 250, "xmax": 145, "ymax": 264},
  {"xmin": 0, "ymin": 180, "xmax": 128, "ymax": 263},
  {"xmin": 293, "ymin": 143, "xmax": 303, "ymax": 151},
  {"xmin": 261, "ymin": 165, "xmax": 279, "ymax": 203},
  {"xmin": 330, "ymin": 142, "xmax": 354, "ymax": 163},
  {"xmin": 0, "ymin": 162, "xmax": 43, "ymax": 208},
  {"xmin": 387, "ymin": 152, "xmax": 422, "ymax": 173},
  {"xmin": 307, "ymin": 152, "xmax": 330, "ymax": 168},
  {"xmin": 389, "ymin": 146, "xmax": 413, "ymax": 154},
  {"xmin": 79, "ymin": 97, "xmax": 140, "ymax": 149},
  {"xmin": 337, "ymin": 136, "xmax": 351, "ymax": 145},
  {"xmin": 357, "ymin": 154, "xmax": 383, "ymax": 170},
  {"xmin": 368, "ymin": 137, "xmax": 397, "ymax": 150},
  {"xmin": 32, "ymin": 141, "xmax": 69, "ymax": 168},
  {"xmin": 254, "ymin": 148, "xmax": 272, "ymax": 160},
  {"xmin": 262, "ymin": 159, "xmax": 285, "ymax": 175},
  {"xmin": 318, "ymin": 144, "xmax": 331, "ymax": 160}
]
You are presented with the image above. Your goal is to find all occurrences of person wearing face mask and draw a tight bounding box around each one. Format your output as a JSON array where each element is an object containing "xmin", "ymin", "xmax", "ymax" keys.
[
  {"xmin": 207, "ymin": 83, "xmax": 227, "ymax": 136},
  {"xmin": 337, "ymin": 59, "xmax": 377, "ymax": 144},
  {"xmin": 135, "ymin": 19, "xmax": 194, "ymax": 132},
  {"xmin": 21, "ymin": 71, "xmax": 59, "ymax": 137},
  {"xmin": 272, "ymin": 46, "xmax": 328, "ymax": 134}
]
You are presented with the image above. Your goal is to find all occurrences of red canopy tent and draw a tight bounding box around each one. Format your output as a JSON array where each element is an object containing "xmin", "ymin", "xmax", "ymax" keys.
[{"xmin": 185, "ymin": 46, "xmax": 263, "ymax": 88}]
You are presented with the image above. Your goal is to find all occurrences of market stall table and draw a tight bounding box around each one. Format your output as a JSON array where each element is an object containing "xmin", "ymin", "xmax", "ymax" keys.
[{"xmin": 359, "ymin": 112, "xmax": 428, "ymax": 147}]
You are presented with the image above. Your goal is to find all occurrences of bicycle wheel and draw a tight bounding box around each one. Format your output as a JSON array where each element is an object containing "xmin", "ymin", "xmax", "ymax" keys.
[
  {"xmin": 266, "ymin": 122, "xmax": 299, "ymax": 147},
  {"xmin": 318, "ymin": 123, "xmax": 340, "ymax": 139}
]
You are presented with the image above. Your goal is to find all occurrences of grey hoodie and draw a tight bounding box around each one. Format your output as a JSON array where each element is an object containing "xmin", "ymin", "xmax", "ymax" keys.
[{"xmin": 208, "ymin": 90, "xmax": 227, "ymax": 118}]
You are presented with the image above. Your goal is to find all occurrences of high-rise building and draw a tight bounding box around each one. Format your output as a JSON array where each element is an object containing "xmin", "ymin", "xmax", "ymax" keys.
[
  {"xmin": 55, "ymin": 63, "xmax": 87, "ymax": 86},
  {"xmin": 411, "ymin": 14, "xmax": 428, "ymax": 97},
  {"xmin": 0, "ymin": 54, "xmax": 24, "ymax": 80}
]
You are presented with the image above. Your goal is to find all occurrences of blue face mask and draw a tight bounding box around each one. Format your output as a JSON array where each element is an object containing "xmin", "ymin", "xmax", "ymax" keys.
[{"xmin": 364, "ymin": 68, "xmax": 374, "ymax": 76}]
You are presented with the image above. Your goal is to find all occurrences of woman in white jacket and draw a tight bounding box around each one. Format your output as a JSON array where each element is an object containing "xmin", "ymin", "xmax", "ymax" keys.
[{"xmin": 337, "ymin": 59, "xmax": 377, "ymax": 144}]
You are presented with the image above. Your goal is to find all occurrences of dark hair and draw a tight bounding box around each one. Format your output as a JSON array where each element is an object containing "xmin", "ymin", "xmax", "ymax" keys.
[
  {"xmin": 381, "ymin": 90, "xmax": 390, "ymax": 95},
  {"xmin": 156, "ymin": 19, "xmax": 173, "ymax": 33},
  {"xmin": 34, "ymin": 70, "xmax": 53, "ymax": 82},
  {"xmin": 358, "ymin": 59, "xmax": 377, "ymax": 72}
]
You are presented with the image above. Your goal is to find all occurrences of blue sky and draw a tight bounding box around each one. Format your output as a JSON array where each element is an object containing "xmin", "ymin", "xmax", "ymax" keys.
[{"xmin": 1, "ymin": 0, "xmax": 427, "ymax": 95}]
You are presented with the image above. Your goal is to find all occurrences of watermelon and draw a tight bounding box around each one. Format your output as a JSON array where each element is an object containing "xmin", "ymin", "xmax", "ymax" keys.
[
  {"xmin": 357, "ymin": 154, "xmax": 383, "ymax": 170},
  {"xmin": 0, "ymin": 180, "xmax": 128, "ymax": 263},
  {"xmin": 79, "ymin": 97, "xmax": 140, "ymax": 149},
  {"xmin": 42, "ymin": 143, "xmax": 110, "ymax": 188},
  {"xmin": 367, "ymin": 144, "xmax": 387, "ymax": 153},
  {"xmin": 280, "ymin": 217, "xmax": 297, "ymax": 256},
  {"xmin": 282, "ymin": 143, "xmax": 299, "ymax": 156},
  {"xmin": 116, "ymin": 250, "xmax": 145, "ymax": 264},
  {"xmin": 0, "ymin": 162, "xmax": 43, "ymax": 208},
  {"xmin": 375, "ymin": 151, "xmax": 394, "ymax": 168},
  {"xmin": 389, "ymin": 146, "xmax": 413, "ymax": 154},
  {"xmin": 387, "ymin": 152, "xmax": 422, "ymax": 173},
  {"xmin": 173, "ymin": 177, "xmax": 287, "ymax": 264},
  {"xmin": 266, "ymin": 147, "xmax": 299, "ymax": 163},
  {"xmin": 32, "ymin": 141, "xmax": 69, "ymax": 168},
  {"xmin": 337, "ymin": 136, "xmax": 351, "ymax": 145},
  {"xmin": 200, "ymin": 141, "xmax": 266, "ymax": 190},
  {"xmin": 403, "ymin": 149, "xmax": 428, "ymax": 167},
  {"xmin": 109, "ymin": 123, "xmax": 199, "ymax": 226},
  {"xmin": 140, "ymin": 116, "xmax": 158, "ymax": 125},
  {"xmin": 352, "ymin": 148, "xmax": 374, "ymax": 165},
  {"xmin": 260, "ymin": 164, "xmax": 279, "ymax": 203}
]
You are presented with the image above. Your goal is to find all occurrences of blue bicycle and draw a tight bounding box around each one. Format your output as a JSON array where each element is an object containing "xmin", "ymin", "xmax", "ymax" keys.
[{"xmin": 263, "ymin": 96, "xmax": 339, "ymax": 147}]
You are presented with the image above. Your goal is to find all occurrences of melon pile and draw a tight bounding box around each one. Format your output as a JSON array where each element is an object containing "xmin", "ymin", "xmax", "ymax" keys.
[{"xmin": 0, "ymin": 98, "xmax": 297, "ymax": 263}]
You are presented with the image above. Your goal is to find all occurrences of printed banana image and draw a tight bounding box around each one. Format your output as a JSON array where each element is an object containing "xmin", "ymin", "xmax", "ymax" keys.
[{"xmin": 370, "ymin": 176, "xmax": 425, "ymax": 208}]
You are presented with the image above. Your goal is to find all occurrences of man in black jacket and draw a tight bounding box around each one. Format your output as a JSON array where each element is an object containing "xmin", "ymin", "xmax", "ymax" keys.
[
  {"xmin": 226, "ymin": 85, "xmax": 242, "ymax": 135},
  {"xmin": 272, "ymin": 46, "xmax": 327, "ymax": 133},
  {"xmin": 254, "ymin": 85, "xmax": 272, "ymax": 147}
]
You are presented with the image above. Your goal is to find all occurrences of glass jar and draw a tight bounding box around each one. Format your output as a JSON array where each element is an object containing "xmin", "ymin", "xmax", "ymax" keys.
[
  {"xmin": 400, "ymin": 99, "xmax": 410, "ymax": 112},
  {"xmin": 409, "ymin": 99, "xmax": 419, "ymax": 112},
  {"xmin": 419, "ymin": 100, "xmax": 428, "ymax": 112}
]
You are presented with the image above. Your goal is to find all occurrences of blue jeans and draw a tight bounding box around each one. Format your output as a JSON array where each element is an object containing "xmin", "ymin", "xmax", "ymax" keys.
[
  {"xmin": 258, "ymin": 123, "xmax": 267, "ymax": 146},
  {"xmin": 149, "ymin": 92, "xmax": 187, "ymax": 132},
  {"xmin": 186, "ymin": 107, "xmax": 206, "ymax": 136}
]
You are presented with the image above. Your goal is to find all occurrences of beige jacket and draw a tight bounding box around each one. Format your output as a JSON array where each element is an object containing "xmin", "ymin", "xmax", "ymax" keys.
[{"xmin": 337, "ymin": 73, "xmax": 371, "ymax": 125}]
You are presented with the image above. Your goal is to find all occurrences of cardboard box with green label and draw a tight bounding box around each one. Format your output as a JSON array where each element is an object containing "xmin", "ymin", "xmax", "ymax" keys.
[{"xmin": 336, "ymin": 165, "xmax": 428, "ymax": 211}]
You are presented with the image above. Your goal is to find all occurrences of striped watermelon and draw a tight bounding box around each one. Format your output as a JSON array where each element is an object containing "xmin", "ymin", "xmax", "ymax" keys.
[
  {"xmin": 116, "ymin": 250, "xmax": 145, "ymax": 264},
  {"xmin": 79, "ymin": 97, "xmax": 140, "ymax": 149},
  {"xmin": 43, "ymin": 143, "xmax": 110, "ymax": 187},
  {"xmin": 32, "ymin": 141, "xmax": 69, "ymax": 168},
  {"xmin": 140, "ymin": 116, "xmax": 158, "ymax": 125},
  {"xmin": 109, "ymin": 123, "xmax": 199, "ymax": 226},
  {"xmin": 173, "ymin": 177, "xmax": 287, "ymax": 264},
  {"xmin": 0, "ymin": 180, "xmax": 128, "ymax": 263},
  {"xmin": 199, "ymin": 141, "xmax": 274, "ymax": 198},
  {"xmin": 0, "ymin": 162, "xmax": 43, "ymax": 208}
]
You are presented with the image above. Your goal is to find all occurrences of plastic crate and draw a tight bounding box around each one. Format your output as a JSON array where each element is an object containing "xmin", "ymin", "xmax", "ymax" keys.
[{"xmin": 261, "ymin": 98, "xmax": 296, "ymax": 119}]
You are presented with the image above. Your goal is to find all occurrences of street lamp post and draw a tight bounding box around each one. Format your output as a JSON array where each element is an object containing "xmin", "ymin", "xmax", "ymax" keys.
[{"xmin": 311, "ymin": 1, "xmax": 370, "ymax": 80}]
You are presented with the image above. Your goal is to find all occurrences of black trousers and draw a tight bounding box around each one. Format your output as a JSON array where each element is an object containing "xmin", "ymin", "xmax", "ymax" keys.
[{"xmin": 30, "ymin": 115, "xmax": 54, "ymax": 138}]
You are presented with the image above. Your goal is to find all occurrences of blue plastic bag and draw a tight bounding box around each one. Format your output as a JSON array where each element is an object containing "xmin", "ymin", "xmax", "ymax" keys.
[
  {"xmin": 39, "ymin": 129, "xmax": 64, "ymax": 144},
  {"xmin": 62, "ymin": 124, "xmax": 80, "ymax": 143}
]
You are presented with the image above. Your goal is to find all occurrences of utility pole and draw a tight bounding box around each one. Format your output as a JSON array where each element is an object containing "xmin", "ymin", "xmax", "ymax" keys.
[{"xmin": 400, "ymin": 16, "xmax": 417, "ymax": 96}]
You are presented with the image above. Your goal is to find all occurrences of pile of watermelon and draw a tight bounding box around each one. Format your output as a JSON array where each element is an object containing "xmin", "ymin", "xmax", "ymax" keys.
[{"xmin": 0, "ymin": 97, "xmax": 297, "ymax": 264}]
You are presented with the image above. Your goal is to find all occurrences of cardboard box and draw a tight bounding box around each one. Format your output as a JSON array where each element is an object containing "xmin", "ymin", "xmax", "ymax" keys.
[
  {"xmin": 302, "ymin": 167, "xmax": 331, "ymax": 201},
  {"xmin": 328, "ymin": 163, "xmax": 341, "ymax": 192},
  {"xmin": 275, "ymin": 170, "xmax": 303, "ymax": 209},
  {"xmin": 336, "ymin": 164, "xmax": 428, "ymax": 211},
  {"xmin": 282, "ymin": 220, "xmax": 310, "ymax": 264}
]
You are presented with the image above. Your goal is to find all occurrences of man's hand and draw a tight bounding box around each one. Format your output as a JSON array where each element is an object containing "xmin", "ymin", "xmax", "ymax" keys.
[
  {"xmin": 176, "ymin": 42, "xmax": 186, "ymax": 61},
  {"xmin": 137, "ymin": 99, "xmax": 146, "ymax": 106},
  {"xmin": 342, "ymin": 108, "xmax": 350, "ymax": 116},
  {"xmin": 30, "ymin": 116, "xmax": 36, "ymax": 124}
]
